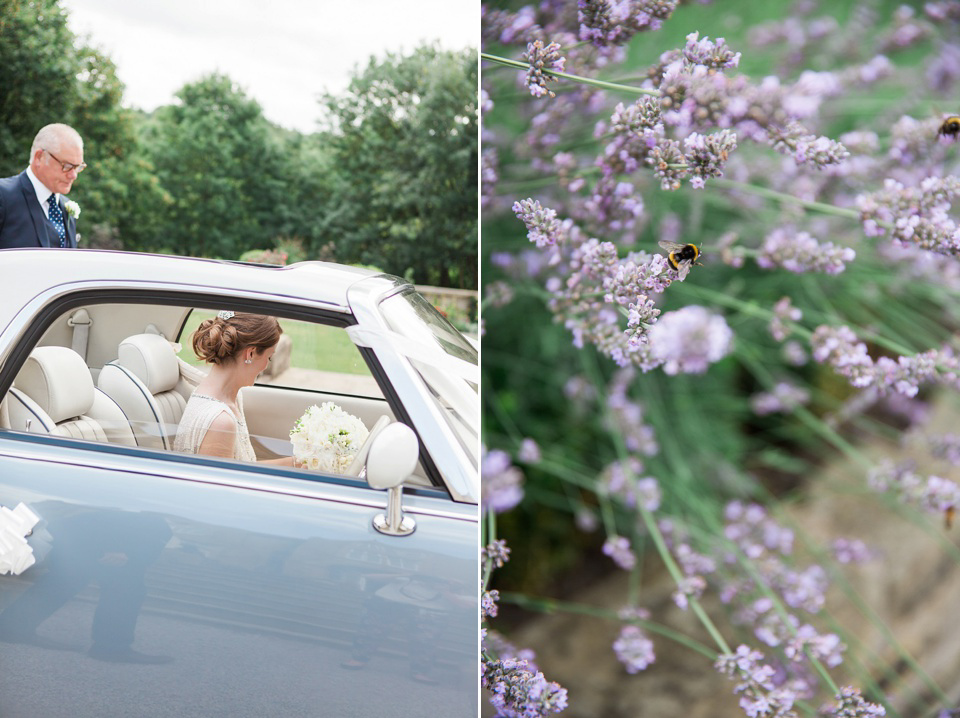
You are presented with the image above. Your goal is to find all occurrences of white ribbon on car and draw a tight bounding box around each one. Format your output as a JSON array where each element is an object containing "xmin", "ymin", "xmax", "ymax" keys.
[
  {"xmin": 0, "ymin": 503, "xmax": 40, "ymax": 576},
  {"xmin": 346, "ymin": 326, "xmax": 479, "ymax": 385}
]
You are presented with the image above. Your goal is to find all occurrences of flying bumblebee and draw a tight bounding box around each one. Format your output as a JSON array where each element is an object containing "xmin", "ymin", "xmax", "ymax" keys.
[
  {"xmin": 938, "ymin": 115, "xmax": 960, "ymax": 140},
  {"xmin": 659, "ymin": 240, "xmax": 703, "ymax": 272},
  {"xmin": 946, "ymin": 506, "xmax": 956, "ymax": 530}
]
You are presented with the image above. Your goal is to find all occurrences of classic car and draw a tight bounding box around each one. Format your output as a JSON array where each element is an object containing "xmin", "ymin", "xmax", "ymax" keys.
[{"xmin": 0, "ymin": 249, "xmax": 478, "ymax": 717}]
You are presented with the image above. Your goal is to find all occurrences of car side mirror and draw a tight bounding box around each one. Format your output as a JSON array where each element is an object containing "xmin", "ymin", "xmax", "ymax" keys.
[{"xmin": 366, "ymin": 423, "xmax": 419, "ymax": 536}]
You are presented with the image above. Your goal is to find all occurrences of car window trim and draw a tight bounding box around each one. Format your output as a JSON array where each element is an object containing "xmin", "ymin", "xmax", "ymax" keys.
[{"xmin": 0, "ymin": 431, "xmax": 457, "ymax": 505}]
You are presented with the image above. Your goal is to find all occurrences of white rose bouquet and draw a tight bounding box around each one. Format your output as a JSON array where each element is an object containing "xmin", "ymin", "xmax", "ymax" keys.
[{"xmin": 290, "ymin": 402, "xmax": 369, "ymax": 473}]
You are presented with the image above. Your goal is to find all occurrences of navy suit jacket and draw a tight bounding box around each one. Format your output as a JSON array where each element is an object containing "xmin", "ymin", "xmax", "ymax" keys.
[{"xmin": 0, "ymin": 171, "xmax": 78, "ymax": 249}]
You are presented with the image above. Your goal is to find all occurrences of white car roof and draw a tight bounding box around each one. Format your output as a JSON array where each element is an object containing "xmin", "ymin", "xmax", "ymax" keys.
[{"xmin": 0, "ymin": 249, "xmax": 392, "ymax": 323}]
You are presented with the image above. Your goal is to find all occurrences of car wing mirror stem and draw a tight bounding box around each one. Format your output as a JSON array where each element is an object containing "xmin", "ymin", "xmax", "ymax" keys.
[
  {"xmin": 364, "ymin": 423, "xmax": 420, "ymax": 537},
  {"xmin": 373, "ymin": 486, "xmax": 416, "ymax": 537}
]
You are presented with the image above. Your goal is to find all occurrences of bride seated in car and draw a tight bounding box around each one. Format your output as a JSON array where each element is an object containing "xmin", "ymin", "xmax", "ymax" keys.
[{"xmin": 174, "ymin": 311, "xmax": 294, "ymax": 466}]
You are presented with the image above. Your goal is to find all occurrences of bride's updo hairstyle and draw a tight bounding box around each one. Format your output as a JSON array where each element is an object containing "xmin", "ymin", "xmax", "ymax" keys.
[{"xmin": 192, "ymin": 312, "xmax": 282, "ymax": 365}]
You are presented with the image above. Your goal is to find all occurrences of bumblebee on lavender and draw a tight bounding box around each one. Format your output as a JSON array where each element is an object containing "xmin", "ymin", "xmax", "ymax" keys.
[
  {"xmin": 938, "ymin": 115, "xmax": 960, "ymax": 140},
  {"xmin": 659, "ymin": 240, "xmax": 703, "ymax": 271}
]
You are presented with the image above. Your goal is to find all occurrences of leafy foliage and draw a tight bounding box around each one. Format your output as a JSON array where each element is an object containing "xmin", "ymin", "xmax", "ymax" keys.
[
  {"xmin": 321, "ymin": 45, "xmax": 478, "ymax": 288},
  {"xmin": 0, "ymin": 1, "xmax": 476, "ymax": 288}
]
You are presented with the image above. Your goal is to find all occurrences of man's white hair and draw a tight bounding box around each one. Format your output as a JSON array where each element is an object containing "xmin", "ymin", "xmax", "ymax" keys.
[{"xmin": 29, "ymin": 124, "xmax": 83, "ymax": 163}]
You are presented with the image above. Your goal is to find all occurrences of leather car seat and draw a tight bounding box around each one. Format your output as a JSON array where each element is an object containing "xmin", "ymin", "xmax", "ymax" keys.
[
  {"xmin": 7, "ymin": 346, "xmax": 136, "ymax": 445},
  {"xmin": 97, "ymin": 334, "xmax": 187, "ymax": 450}
]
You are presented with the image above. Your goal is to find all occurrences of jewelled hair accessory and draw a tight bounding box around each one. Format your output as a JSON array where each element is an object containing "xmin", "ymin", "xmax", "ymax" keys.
[{"xmin": 217, "ymin": 310, "xmax": 235, "ymax": 320}]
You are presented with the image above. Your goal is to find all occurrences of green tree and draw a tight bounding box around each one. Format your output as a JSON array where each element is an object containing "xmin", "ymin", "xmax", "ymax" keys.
[
  {"xmin": 141, "ymin": 74, "xmax": 289, "ymax": 257},
  {"xmin": 0, "ymin": 0, "xmax": 78, "ymax": 173},
  {"xmin": 322, "ymin": 44, "xmax": 478, "ymax": 288}
]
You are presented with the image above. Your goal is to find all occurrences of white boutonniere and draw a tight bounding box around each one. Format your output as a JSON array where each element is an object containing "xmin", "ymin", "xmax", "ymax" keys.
[{"xmin": 64, "ymin": 200, "xmax": 81, "ymax": 220}]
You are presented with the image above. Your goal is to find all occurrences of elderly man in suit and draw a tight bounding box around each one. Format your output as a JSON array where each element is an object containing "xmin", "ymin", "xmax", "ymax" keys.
[{"xmin": 0, "ymin": 124, "xmax": 86, "ymax": 249}]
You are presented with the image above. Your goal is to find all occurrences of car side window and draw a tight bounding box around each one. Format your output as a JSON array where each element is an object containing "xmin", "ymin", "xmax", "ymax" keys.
[
  {"xmin": 178, "ymin": 312, "xmax": 383, "ymax": 399},
  {"xmin": 0, "ymin": 301, "xmax": 414, "ymax": 483}
]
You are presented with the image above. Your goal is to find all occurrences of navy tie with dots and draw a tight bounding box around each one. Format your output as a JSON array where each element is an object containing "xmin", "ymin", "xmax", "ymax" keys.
[{"xmin": 48, "ymin": 194, "xmax": 66, "ymax": 248}]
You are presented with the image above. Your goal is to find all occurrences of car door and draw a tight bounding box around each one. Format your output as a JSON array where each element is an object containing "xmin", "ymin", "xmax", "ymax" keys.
[
  {"xmin": 0, "ymin": 287, "xmax": 478, "ymax": 717},
  {"xmin": 0, "ymin": 440, "xmax": 477, "ymax": 717}
]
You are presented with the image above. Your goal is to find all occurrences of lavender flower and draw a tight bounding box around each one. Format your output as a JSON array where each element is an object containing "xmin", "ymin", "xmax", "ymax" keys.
[
  {"xmin": 869, "ymin": 460, "xmax": 960, "ymax": 517},
  {"xmin": 750, "ymin": 382, "xmax": 810, "ymax": 415},
  {"xmin": 518, "ymin": 438, "xmax": 542, "ymax": 463},
  {"xmin": 873, "ymin": 351, "xmax": 938, "ymax": 398},
  {"xmin": 770, "ymin": 297, "xmax": 802, "ymax": 342},
  {"xmin": 484, "ymin": 539, "xmax": 512, "ymax": 569},
  {"xmin": 857, "ymin": 176, "xmax": 960, "ymax": 257},
  {"xmin": 583, "ymin": 176, "xmax": 645, "ymax": 231},
  {"xmin": 482, "ymin": 589, "xmax": 500, "ymax": 619},
  {"xmin": 513, "ymin": 198, "xmax": 565, "ymax": 248},
  {"xmin": 648, "ymin": 138, "xmax": 687, "ymax": 191},
  {"xmin": 683, "ymin": 130, "xmax": 738, "ymax": 188},
  {"xmin": 483, "ymin": 447, "xmax": 525, "ymax": 513},
  {"xmin": 825, "ymin": 686, "xmax": 886, "ymax": 717},
  {"xmin": 810, "ymin": 325, "xmax": 874, "ymax": 389},
  {"xmin": 523, "ymin": 40, "xmax": 566, "ymax": 98},
  {"xmin": 483, "ymin": 657, "xmax": 569, "ymax": 717},
  {"xmin": 672, "ymin": 575, "xmax": 707, "ymax": 610},
  {"xmin": 482, "ymin": 541, "xmax": 568, "ymax": 717},
  {"xmin": 564, "ymin": 375, "xmax": 597, "ymax": 405},
  {"xmin": 482, "ymin": 5, "xmax": 539, "ymax": 46},
  {"xmin": 929, "ymin": 433, "xmax": 960, "ymax": 465},
  {"xmin": 602, "ymin": 97, "xmax": 665, "ymax": 179},
  {"xmin": 757, "ymin": 228, "xmax": 855, "ymax": 274},
  {"xmin": 577, "ymin": 0, "xmax": 677, "ymax": 47},
  {"xmin": 926, "ymin": 40, "xmax": 960, "ymax": 92},
  {"xmin": 783, "ymin": 623, "xmax": 845, "ymax": 667},
  {"xmin": 682, "ymin": 32, "xmax": 742, "ymax": 69},
  {"xmin": 612, "ymin": 624, "xmax": 656, "ymax": 673},
  {"xmin": 715, "ymin": 645, "xmax": 799, "ymax": 718},
  {"xmin": 668, "ymin": 540, "xmax": 715, "ymax": 610},
  {"xmin": 831, "ymin": 538, "xmax": 874, "ymax": 565},
  {"xmin": 770, "ymin": 122, "xmax": 850, "ymax": 168},
  {"xmin": 648, "ymin": 306, "xmax": 734, "ymax": 375},
  {"xmin": 782, "ymin": 341, "xmax": 808, "ymax": 367},
  {"xmin": 605, "ymin": 368, "xmax": 660, "ymax": 456},
  {"xmin": 603, "ymin": 535, "xmax": 637, "ymax": 570},
  {"xmin": 811, "ymin": 324, "xmax": 942, "ymax": 396},
  {"xmin": 485, "ymin": 280, "xmax": 516, "ymax": 309}
]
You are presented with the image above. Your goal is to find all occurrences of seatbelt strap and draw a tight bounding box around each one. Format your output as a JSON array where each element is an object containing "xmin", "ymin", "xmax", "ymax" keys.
[{"xmin": 67, "ymin": 309, "xmax": 92, "ymax": 361}]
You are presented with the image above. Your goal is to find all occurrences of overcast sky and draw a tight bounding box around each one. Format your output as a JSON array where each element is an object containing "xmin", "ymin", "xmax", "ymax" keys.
[{"xmin": 61, "ymin": 0, "xmax": 478, "ymax": 133}]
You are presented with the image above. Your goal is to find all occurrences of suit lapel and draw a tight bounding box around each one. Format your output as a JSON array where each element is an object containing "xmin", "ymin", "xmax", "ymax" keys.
[{"xmin": 17, "ymin": 172, "xmax": 54, "ymax": 248}]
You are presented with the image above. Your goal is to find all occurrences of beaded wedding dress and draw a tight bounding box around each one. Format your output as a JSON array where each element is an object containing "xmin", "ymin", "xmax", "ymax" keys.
[{"xmin": 174, "ymin": 391, "xmax": 257, "ymax": 462}]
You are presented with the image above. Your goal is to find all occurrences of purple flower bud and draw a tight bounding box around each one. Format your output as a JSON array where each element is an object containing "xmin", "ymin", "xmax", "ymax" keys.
[
  {"xmin": 750, "ymin": 381, "xmax": 811, "ymax": 415},
  {"xmin": 603, "ymin": 535, "xmax": 637, "ymax": 570},
  {"xmin": 513, "ymin": 198, "xmax": 564, "ymax": 248},
  {"xmin": 523, "ymin": 40, "xmax": 566, "ymax": 98},
  {"xmin": 757, "ymin": 228, "xmax": 855, "ymax": 274},
  {"xmin": 613, "ymin": 625, "xmax": 656, "ymax": 673},
  {"xmin": 483, "ymin": 539, "xmax": 512, "ymax": 569},
  {"xmin": 482, "ymin": 447, "xmax": 525, "ymax": 514}
]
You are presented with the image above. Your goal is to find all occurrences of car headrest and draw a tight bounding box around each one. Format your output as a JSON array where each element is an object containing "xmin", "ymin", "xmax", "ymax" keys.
[
  {"xmin": 14, "ymin": 346, "xmax": 94, "ymax": 423},
  {"xmin": 117, "ymin": 334, "xmax": 180, "ymax": 394}
]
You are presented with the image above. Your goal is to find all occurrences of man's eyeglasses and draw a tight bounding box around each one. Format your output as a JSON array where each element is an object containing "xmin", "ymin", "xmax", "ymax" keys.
[{"xmin": 43, "ymin": 149, "xmax": 87, "ymax": 174}]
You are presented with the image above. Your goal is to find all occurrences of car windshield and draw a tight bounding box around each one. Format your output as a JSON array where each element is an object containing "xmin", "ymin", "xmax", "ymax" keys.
[{"xmin": 378, "ymin": 290, "xmax": 478, "ymax": 466}]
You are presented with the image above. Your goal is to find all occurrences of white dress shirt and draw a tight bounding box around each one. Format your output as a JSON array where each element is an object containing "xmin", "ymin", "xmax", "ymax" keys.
[{"xmin": 25, "ymin": 166, "xmax": 56, "ymax": 218}]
